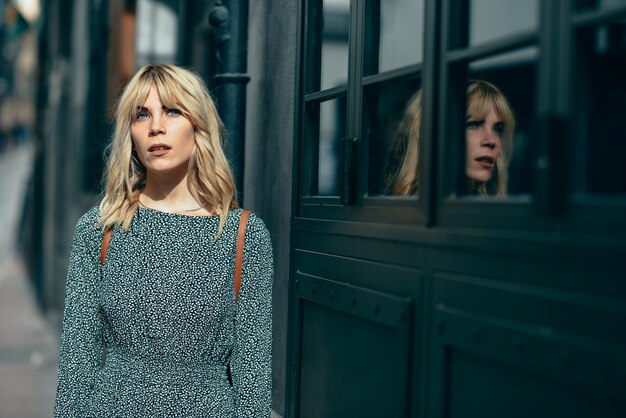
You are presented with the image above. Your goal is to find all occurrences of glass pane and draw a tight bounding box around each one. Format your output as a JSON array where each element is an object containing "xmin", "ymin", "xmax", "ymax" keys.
[
  {"xmin": 574, "ymin": 23, "xmax": 626, "ymax": 194},
  {"xmin": 136, "ymin": 0, "xmax": 178, "ymax": 66},
  {"xmin": 320, "ymin": 0, "xmax": 350, "ymax": 91},
  {"xmin": 365, "ymin": 0, "xmax": 425, "ymax": 75},
  {"xmin": 574, "ymin": 0, "xmax": 626, "ymax": 12},
  {"xmin": 317, "ymin": 97, "xmax": 347, "ymax": 196},
  {"xmin": 468, "ymin": 0, "xmax": 539, "ymax": 47},
  {"xmin": 452, "ymin": 48, "xmax": 537, "ymax": 197},
  {"xmin": 364, "ymin": 77, "xmax": 421, "ymax": 196}
]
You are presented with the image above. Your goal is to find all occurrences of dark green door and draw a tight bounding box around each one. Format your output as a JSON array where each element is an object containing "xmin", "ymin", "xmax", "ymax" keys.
[{"xmin": 287, "ymin": 1, "xmax": 626, "ymax": 417}]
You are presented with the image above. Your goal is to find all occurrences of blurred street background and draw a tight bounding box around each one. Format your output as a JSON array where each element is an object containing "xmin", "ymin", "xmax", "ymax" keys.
[
  {"xmin": 0, "ymin": 1, "xmax": 59, "ymax": 416},
  {"xmin": 0, "ymin": 144, "xmax": 59, "ymax": 418}
]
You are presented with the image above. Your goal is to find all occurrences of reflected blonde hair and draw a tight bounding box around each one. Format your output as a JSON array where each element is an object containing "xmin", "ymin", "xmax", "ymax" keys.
[
  {"xmin": 386, "ymin": 80, "xmax": 515, "ymax": 196},
  {"xmin": 98, "ymin": 64, "xmax": 237, "ymax": 237},
  {"xmin": 385, "ymin": 91, "xmax": 422, "ymax": 196},
  {"xmin": 466, "ymin": 79, "xmax": 515, "ymax": 196}
]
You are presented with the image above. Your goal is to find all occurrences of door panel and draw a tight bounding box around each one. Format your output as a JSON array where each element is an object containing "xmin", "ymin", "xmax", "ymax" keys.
[
  {"xmin": 429, "ymin": 272, "xmax": 626, "ymax": 417},
  {"xmin": 294, "ymin": 273, "xmax": 413, "ymax": 418}
]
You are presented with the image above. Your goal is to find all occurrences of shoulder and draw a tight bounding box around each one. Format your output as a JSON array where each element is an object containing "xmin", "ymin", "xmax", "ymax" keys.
[
  {"xmin": 76, "ymin": 206, "xmax": 101, "ymax": 231},
  {"xmin": 238, "ymin": 210, "xmax": 269, "ymax": 236},
  {"xmin": 237, "ymin": 211, "xmax": 274, "ymax": 284},
  {"xmin": 235, "ymin": 209, "xmax": 272, "ymax": 249},
  {"xmin": 72, "ymin": 206, "xmax": 103, "ymax": 242},
  {"xmin": 65, "ymin": 206, "xmax": 103, "ymax": 260}
]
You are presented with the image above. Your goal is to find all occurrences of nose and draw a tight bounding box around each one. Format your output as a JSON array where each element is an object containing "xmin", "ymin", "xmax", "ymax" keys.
[
  {"xmin": 149, "ymin": 116, "xmax": 165, "ymax": 136},
  {"xmin": 481, "ymin": 129, "xmax": 498, "ymax": 150}
]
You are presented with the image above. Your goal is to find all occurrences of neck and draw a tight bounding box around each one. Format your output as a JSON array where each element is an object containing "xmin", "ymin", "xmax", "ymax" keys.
[{"xmin": 141, "ymin": 169, "xmax": 201, "ymax": 211}]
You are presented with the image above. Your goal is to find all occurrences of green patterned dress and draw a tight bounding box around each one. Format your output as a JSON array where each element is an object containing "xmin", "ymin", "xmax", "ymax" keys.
[{"xmin": 54, "ymin": 206, "xmax": 273, "ymax": 417}]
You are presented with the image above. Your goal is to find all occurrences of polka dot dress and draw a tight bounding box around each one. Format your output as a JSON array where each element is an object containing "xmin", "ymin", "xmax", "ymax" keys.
[{"xmin": 54, "ymin": 206, "xmax": 273, "ymax": 417}]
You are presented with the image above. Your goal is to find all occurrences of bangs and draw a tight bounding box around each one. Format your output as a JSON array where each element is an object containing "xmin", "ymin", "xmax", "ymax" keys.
[
  {"xmin": 466, "ymin": 89, "xmax": 497, "ymax": 121},
  {"xmin": 127, "ymin": 77, "xmax": 152, "ymax": 118},
  {"xmin": 126, "ymin": 67, "xmax": 196, "ymax": 122},
  {"xmin": 153, "ymin": 75, "xmax": 189, "ymax": 112}
]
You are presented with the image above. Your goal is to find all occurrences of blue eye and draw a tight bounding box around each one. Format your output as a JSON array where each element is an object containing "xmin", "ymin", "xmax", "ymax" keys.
[
  {"xmin": 465, "ymin": 120, "xmax": 481, "ymax": 129},
  {"xmin": 493, "ymin": 123, "xmax": 504, "ymax": 136},
  {"xmin": 167, "ymin": 108, "xmax": 182, "ymax": 116},
  {"xmin": 135, "ymin": 111, "xmax": 149, "ymax": 120}
]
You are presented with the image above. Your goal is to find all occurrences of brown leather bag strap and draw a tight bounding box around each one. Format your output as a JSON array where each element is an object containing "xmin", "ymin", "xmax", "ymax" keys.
[
  {"xmin": 100, "ymin": 227, "xmax": 113, "ymax": 266},
  {"xmin": 235, "ymin": 210, "xmax": 251, "ymax": 303}
]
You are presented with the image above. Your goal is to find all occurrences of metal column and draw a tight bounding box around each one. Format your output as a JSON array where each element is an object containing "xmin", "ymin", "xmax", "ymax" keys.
[{"xmin": 209, "ymin": 0, "xmax": 250, "ymax": 205}]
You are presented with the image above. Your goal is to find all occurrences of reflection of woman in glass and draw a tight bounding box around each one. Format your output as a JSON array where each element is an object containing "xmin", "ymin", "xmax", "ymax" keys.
[
  {"xmin": 386, "ymin": 80, "xmax": 515, "ymax": 196},
  {"xmin": 54, "ymin": 64, "xmax": 273, "ymax": 417}
]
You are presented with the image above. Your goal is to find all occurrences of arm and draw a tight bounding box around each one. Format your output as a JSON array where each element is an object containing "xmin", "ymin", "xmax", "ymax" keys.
[
  {"xmin": 54, "ymin": 209, "xmax": 104, "ymax": 418},
  {"xmin": 231, "ymin": 214, "xmax": 274, "ymax": 418}
]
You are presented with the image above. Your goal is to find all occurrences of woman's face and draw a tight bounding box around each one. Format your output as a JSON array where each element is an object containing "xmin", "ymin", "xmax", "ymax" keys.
[
  {"xmin": 465, "ymin": 104, "xmax": 503, "ymax": 183},
  {"xmin": 131, "ymin": 85, "xmax": 195, "ymax": 178}
]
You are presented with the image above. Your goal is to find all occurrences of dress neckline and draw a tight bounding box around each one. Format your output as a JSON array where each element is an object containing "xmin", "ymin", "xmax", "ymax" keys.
[{"xmin": 137, "ymin": 206, "xmax": 224, "ymax": 219}]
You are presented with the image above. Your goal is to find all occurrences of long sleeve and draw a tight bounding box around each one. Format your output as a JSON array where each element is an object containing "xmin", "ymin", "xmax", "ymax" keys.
[
  {"xmin": 54, "ymin": 209, "xmax": 104, "ymax": 417},
  {"xmin": 231, "ymin": 214, "xmax": 274, "ymax": 418}
]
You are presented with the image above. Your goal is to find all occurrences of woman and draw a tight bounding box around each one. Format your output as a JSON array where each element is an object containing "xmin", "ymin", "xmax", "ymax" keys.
[
  {"xmin": 386, "ymin": 80, "xmax": 515, "ymax": 196},
  {"xmin": 54, "ymin": 64, "xmax": 273, "ymax": 417}
]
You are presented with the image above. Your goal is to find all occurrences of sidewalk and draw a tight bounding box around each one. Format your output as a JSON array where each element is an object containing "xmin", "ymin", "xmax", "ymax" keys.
[
  {"xmin": 0, "ymin": 144, "xmax": 59, "ymax": 418},
  {"xmin": 0, "ymin": 255, "xmax": 59, "ymax": 418}
]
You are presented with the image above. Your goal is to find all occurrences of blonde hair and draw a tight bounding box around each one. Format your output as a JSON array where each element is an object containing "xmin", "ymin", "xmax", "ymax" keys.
[
  {"xmin": 385, "ymin": 91, "xmax": 422, "ymax": 196},
  {"xmin": 386, "ymin": 80, "xmax": 515, "ymax": 196},
  {"xmin": 98, "ymin": 64, "xmax": 237, "ymax": 237},
  {"xmin": 466, "ymin": 79, "xmax": 515, "ymax": 196}
]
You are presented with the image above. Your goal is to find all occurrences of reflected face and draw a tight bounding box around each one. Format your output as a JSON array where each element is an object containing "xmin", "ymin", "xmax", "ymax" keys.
[
  {"xmin": 131, "ymin": 85, "xmax": 195, "ymax": 177},
  {"xmin": 465, "ymin": 105, "xmax": 503, "ymax": 183}
]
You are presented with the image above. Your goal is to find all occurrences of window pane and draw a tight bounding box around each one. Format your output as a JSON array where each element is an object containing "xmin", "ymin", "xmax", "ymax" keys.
[
  {"xmin": 320, "ymin": 0, "xmax": 350, "ymax": 91},
  {"xmin": 573, "ymin": 22, "xmax": 626, "ymax": 194},
  {"xmin": 452, "ymin": 48, "xmax": 537, "ymax": 197},
  {"xmin": 317, "ymin": 97, "xmax": 347, "ymax": 196},
  {"xmin": 136, "ymin": 0, "xmax": 178, "ymax": 66},
  {"xmin": 364, "ymin": 77, "xmax": 421, "ymax": 196},
  {"xmin": 468, "ymin": 0, "xmax": 539, "ymax": 47},
  {"xmin": 365, "ymin": 0, "xmax": 425, "ymax": 75}
]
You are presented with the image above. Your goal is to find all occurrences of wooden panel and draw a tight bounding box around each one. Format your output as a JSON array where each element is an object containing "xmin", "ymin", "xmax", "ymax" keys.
[
  {"xmin": 446, "ymin": 350, "xmax": 623, "ymax": 418},
  {"xmin": 293, "ymin": 273, "xmax": 413, "ymax": 418},
  {"xmin": 433, "ymin": 272, "xmax": 626, "ymax": 345},
  {"xmin": 294, "ymin": 248, "xmax": 423, "ymax": 296},
  {"xmin": 429, "ymin": 273, "xmax": 626, "ymax": 418}
]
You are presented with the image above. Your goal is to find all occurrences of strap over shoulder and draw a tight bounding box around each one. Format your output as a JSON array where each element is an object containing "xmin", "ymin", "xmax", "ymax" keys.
[
  {"xmin": 235, "ymin": 210, "xmax": 251, "ymax": 303},
  {"xmin": 100, "ymin": 227, "xmax": 113, "ymax": 266}
]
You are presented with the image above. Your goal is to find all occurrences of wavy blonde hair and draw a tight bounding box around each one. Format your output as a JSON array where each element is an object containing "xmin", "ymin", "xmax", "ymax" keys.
[
  {"xmin": 385, "ymin": 90, "xmax": 422, "ymax": 196},
  {"xmin": 386, "ymin": 80, "xmax": 515, "ymax": 197},
  {"xmin": 98, "ymin": 64, "xmax": 237, "ymax": 237}
]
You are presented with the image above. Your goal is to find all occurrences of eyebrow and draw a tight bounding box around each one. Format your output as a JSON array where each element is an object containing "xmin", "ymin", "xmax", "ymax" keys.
[
  {"xmin": 135, "ymin": 105, "xmax": 172, "ymax": 111},
  {"xmin": 465, "ymin": 115, "xmax": 504, "ymax": 124}
]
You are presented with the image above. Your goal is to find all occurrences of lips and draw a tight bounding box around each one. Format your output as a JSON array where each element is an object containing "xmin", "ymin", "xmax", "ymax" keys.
[
  {"xmin": 475, "ymin": 156, "xmax": 495, "ymax": 169},
  {"xmin": 148, "ymin": 143, "xmax": 171, "ymax": 156}
]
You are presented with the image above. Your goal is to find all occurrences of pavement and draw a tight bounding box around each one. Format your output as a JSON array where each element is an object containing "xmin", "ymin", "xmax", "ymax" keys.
[{"xmin": 0, "ymin": 143, "xmax": 59, "ymax": 418}]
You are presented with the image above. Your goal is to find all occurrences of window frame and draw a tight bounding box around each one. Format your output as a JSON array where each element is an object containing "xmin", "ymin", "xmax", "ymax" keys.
[
  {"xmin": 563, "ymin": 2, "xmax": 626, "ymax": 235},
  {"xmin": 297, "ymin": 0, "xmax": 437, "ymax": 225},
  {"xmin": 436, "ymin": 0, "xmax": 543, "ymax": 231},
  {"xmin": 295, "ymin": 0, "xmax": 626, "ymax": 235}
]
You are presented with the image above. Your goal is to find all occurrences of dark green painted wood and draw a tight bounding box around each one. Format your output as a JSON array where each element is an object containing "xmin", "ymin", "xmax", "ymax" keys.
[{"xmin": 288, "ymin": 1, "xmax": 626, "ymax": 417}]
